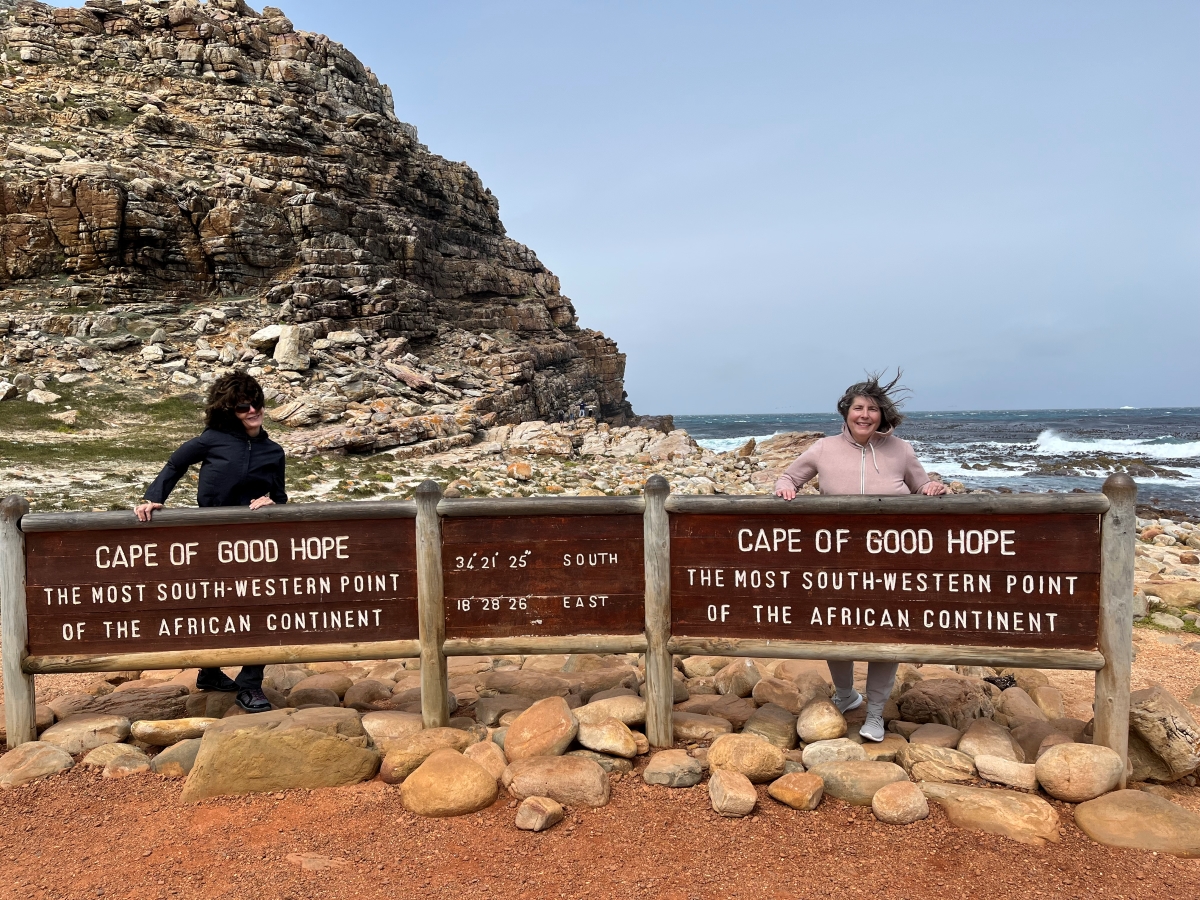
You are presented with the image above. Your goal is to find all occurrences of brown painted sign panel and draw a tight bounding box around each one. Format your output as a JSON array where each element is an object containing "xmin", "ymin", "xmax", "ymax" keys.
[
  {"xmin": 24, "ymin": 519, "xmax": 418, "ymax": 655},
  {"xmin": 671, "ymin": 513, "xmax": 1101, "ymax": 649},
  {"xmin": 443, "ymin": 515, "xmax": 644, "ymax": 638}
]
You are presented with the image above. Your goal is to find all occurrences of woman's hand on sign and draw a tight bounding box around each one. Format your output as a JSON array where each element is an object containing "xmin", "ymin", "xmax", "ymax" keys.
[
  {"xmin": 920, "ymin": 481, "xmax": 948, "ymax": 496},
  {"xmin": 135, "ymin": 501, "xmax": 163, "ymax": 522},
  {"xmin": 774, "ymin": 483, "xmax": 797, "ymax": 501},
  {"xmin": 249, "ymin": 495, "xmax": 276, "ymax": 510}
]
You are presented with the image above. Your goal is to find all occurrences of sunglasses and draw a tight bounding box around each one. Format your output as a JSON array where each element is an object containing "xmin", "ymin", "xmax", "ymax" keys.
[{"xmin": 234, "ymin": 401, "xmax": 263, "ymax": 414}]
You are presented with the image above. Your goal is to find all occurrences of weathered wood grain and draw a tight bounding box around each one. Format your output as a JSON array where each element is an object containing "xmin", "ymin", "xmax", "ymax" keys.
[{"xmin": 2, "ymin": 496, "xmax": 35, "ymax": 748}]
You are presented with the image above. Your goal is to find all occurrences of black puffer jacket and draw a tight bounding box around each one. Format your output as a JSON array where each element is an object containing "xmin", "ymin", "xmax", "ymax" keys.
[{"xmin": 144, "ymin": 426, "xmax": 287, "ymax": 508}]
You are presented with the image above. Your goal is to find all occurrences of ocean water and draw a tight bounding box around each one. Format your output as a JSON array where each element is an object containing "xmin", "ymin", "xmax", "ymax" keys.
[{"xmin": 676, "ymin": 408, "xmax": 1200, "ymax": 518}]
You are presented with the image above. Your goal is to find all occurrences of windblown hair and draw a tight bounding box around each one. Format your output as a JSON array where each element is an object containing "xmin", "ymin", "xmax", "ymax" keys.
[
  {"xmin": 204, "ymin": 371, "xmax": 265, "ymax": 432},
  {"xmin": 836, "ymin": 370, "xmax": 910, "ymax": 433}
]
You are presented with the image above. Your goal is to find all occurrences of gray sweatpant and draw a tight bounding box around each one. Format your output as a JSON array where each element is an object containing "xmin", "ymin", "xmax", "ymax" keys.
[{"xmin": 827, "ymin": 660, "xmax": 898, "ymax": 714}]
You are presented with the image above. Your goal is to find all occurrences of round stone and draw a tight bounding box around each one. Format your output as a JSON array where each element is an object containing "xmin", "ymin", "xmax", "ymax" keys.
[
  {"xmin": 1034, "ymin": 743, "xmax": 1123, "ymax": 802},
  {"xmin": 872, "ymin": 780, "xmax": 930, "ymax": 825},
  {"xmin": 796, "ymin": 700, "xmax": 847, "ymax": 743},
  {"xmin": 707, "ymin": 733, "xmax": 786, "ymax": 783}
]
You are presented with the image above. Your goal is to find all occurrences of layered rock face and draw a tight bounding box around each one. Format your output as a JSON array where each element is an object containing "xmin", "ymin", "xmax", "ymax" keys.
[{"xmin": 0, "ymin": 0, "xmax": 634, "ymax": 440}]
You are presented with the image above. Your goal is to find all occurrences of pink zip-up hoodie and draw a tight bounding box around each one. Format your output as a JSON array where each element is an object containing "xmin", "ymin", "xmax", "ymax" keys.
[{"xmin": 774, "ymin": 425, "xmax": 931, "ymax": 496}]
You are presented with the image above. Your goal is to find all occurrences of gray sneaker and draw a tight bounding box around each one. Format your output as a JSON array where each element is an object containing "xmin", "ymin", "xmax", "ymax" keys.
[
  {"xmin": 831, "ymin": 689, "xmax": 863, "ymax": 714},
  {"xmin": 859, "ymin": 713, "xmax": 885, "ymax": 742},
  {"xmin": 235, "ymin": 687, "xmax": 271, "ymax": 713}
]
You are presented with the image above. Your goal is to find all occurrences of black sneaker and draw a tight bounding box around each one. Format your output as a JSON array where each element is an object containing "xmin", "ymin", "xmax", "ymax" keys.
[
  {"xmin": 235, "ymin": 687, "xmax": 272, "ymax": 713},
  {"xmin": 195, "ymin": 670, "xmax": 238, "ymax": 692}
]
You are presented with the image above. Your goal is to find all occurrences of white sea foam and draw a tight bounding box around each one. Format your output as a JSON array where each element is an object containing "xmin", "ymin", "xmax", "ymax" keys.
[
  {"xmin": 696, "ymin": 433, "xmax": 783, "ymax": 453},
  {"xmin": 1030, "ymin": 430, "xmax": 1200, "ymax": 460}
]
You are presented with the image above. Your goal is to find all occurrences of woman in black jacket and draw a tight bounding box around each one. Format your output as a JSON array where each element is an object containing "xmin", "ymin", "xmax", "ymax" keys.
[{"xmin": 136, "ymin": 371, "xmax": 287, "ymax": 713}]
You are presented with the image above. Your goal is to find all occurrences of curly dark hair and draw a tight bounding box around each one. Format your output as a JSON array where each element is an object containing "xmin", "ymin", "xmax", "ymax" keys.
[
  {"xmin": 836, "ymin": 370, "xmax": 910, "ymax": 433},
  {"xmin": 204, "ymin": 371, "xmax": 265, "ymax": 432}
]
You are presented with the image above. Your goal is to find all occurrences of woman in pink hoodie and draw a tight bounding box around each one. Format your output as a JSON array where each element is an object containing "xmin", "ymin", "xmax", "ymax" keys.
[{"xmin": 774, "ymin": 374, "xmax": 946, "ymax": 742}]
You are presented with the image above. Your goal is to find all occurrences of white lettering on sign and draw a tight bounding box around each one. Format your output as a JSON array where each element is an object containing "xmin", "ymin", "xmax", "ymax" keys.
[
  {"xmin": 290, "ymin": 535, "xmax": 350, "ymax": 561},
  {"xmin": 94, "ymin": 543, "xmax": 159, "ymax": 569},
  {"xmin": 60, "ymin": 622, "xmax": 87, "ymax": 641},
  {"xmin": 456, "ymin": 597, "xmax": 528, "ymax": 612},
  {"xmin": 168, "ymin": 542, "xmax": 199, "ymax": 566},
  {"xmin": 563, "ymin": 552, "xmax": 618, "ymax": 567},
  {"xmin": 947, "ymin": 529, "xmax": 1016, "ymax": 555},
  {"xmin": 218, "ymin": 539, "xmax": 279, "ymax": 564},
  {"xmin": 814, "ymin": 529, "xmax": 851, "ymax": 553},
  {"xmin": 43, "ymin": 586, "xmax": 82, "ymax": 606},
  {"xmin": 738, "ymin": 528, "xmax": 803, "ymax": 552},
  {"xmin": 157, "ymin": 615, "xmax": 253, "ymax": 636},
  {"xmin": 265, "ymin": 608, "xmax": 383, "ymax": 632},
  {"xmin": 866, "ymin": 529, "xmax": 933, "ymax": 554}
]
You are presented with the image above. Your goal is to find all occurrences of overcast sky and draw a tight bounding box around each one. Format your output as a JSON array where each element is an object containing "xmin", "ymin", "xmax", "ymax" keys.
[{"xmin": 273, "ymin": 1, "xmax": 1197, "ymax": 415}]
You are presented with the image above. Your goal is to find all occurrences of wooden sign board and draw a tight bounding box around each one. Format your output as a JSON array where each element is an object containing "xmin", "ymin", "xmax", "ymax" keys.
[
  {"xmin": 24, "ymin": 518, "xmax": 418, "ymax": 655},
  {"xmin": 443, "ymin": 515, "xmax": 644, "ymax": 639},
  {"xmin": 671, "ymin": 513, "xmax": 1101, "ymax": 649}
]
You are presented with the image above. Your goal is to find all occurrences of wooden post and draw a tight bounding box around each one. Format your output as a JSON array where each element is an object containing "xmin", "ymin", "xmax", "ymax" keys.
[
  {"xmin": 415, "ymin": 480, "xmax": 449, "ymax": 728},
  {"xmin": 2, "ymin": 495, "xmax": 34, "ymax": 749},
  {"xmin": 643, "ymin": 475, "xmax": 673, "ymax": 748},
  {"xmin": 1095, "ymin": 474, "xmax": 1136, "ymax": 785}
]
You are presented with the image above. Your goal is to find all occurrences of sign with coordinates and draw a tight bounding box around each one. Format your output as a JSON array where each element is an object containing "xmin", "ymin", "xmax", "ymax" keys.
[
  {"xmin": 443, "ymin": 515, "xmax": 645, "ymax": 639},
  {"xmin": 671, "ymin": 513, "xmax": 1101, "ymax": 649},
  {"xmin": 24, "ymin": 519, "xmax": 418, "ymax": 655}
]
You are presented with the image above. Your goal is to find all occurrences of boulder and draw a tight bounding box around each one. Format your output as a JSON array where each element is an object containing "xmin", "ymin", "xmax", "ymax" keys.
[
  {"xmin": 272, "ymin": 324, "xmax": 310, "ymax": 370},
  {"xmin": 0, "ymin": 742, "xmax": 73, "ymax": 788},
  {"xmin": 702, "ymin": 694, "xmax": 757, "ymax": 730},
  {"xmin": 1035, "ymin": 732, "xmax": 1074, "ymax": 760},
  {"xmin": 1074, "ymin": 790, "xmax": 1200, "ymax": 857},
  {"xmin": 896, "ymin": 679, "xmax": 994, "ymax": 731},
  {"xmin": 642, "ymin": 750, "xmax": 702, "ymax": 787},
  {"xmin": 39, "ymin": 714, "xmax": 131, "ymax": 754},
  {"xmin": 50, "ymin": 685, "xmax": 188, "ymax": 723},
  {"xmin": 921, "ymin": 783, "xmax": 1061, "ymax": 846},
  {"xmin": 400, "ymin": 749, "xmax": 498, "ymax": 817},
  {"xmin": 909, "ymin": 723, "xmax": 962, "ymax": 749},
  {"xmin": 577, "ymin": 718, "xmax": 637, "ymax": 758},
  {"xmin": 131, "ymin": 717, "xmax": 218, "ymax": 747},
  {"xmin": 81, "ymin": 743, "xmax": 140, "ymax": 767},
  {"xmin": 1034, "ymin": 743, "xmax": 1123, "ymax": 802},
  {"xmin": 380, "ymin": 728, "xmax": 477, "ymax": 783},
  {"xmin": 767, "ymin": 772, "xmax": 824, "ymax": 810},
  {"xmin": 502, "ymin": 756, "xmax": 610, "ymax": 807},
  {"xmin": 1128, "ymin": 686, "xmax": 1200, "ymax": 781},
  {"xmin": 360, "ymin": 711, "xmax": 424, "ymax": 751},
  {"xmin": 673, "ymin": 712, "xmax": 733, "ymax": 742},
  {"xmin": 289, "ymin": 707, "xmax": 364, "ymax": 738},
  {"xmin": 1029, "ymin": 685, "xmax": 1065, "ymax": 720},
  {"xmin": 862, "ymin": 734, "xmax": 908, "ymax": 763},
  {"xmin": 796, "ymin": 700, "xmax": 846, "ymax": 743},
  {"xmin": 708, "ymin": 733, "xmax": 786, "ymax": 783},
  {"xmin": 895, "ymin": 744, "xmax": 976, "ymax": 783},
  {"xmin": 741, "ymin": 703, "xmax": 798, "ymax": 750},
  {"xmin": 957, "ymin": 718, "xmax": 1024, "ymax": 763},
  {"xmin": 808, "ymin": 760, "xmax": 908, "ymax": 806},
  {"xmin": 752, "ymin": 678, "xmax": 805, "ymax": 714},
  {"xmin": 342, "ymin": 680, "xmax": 393, "ymax": 711},
  {"xmin": 504, "ymin": 697, "xmax": 578, "ymax": 761},
  {"xmin": 715, "ymin": 659, "xmax": 762, "ymax": 697},
  {"xmin": 681, "ymin": 656, "xmax": 733, "ymax": 678},
  {"xmin": 479, "ymin": 671, "xmax": 571, "ymax": 700},
  {"xmin": 151, "ymin": 738, "xmax": 202, "ymax": 777},
  {"xmin": 474, "ymin": 695, "xmax": 534, "ymax": 726},
  {"xmin": 974, "ymin": 754, "xmax": 1039, "ymax": 791},
  {"xmin": 871, "ymin": 780, "xmax": 929, "ymax": 825},
  {"xmin": 573, "ymin": 694, "xmax": 646, "ymax": 727},
  {"xmin": 464, "ymin": 740, "xmax": 509, "ymax": 781},
  {"xmin": 0, "ymin": 703, "xmax": 54, "ymax": 742},
  {"xmin": 1129, "ymin": 730, "xmax": 1176, "ymax": 783},
  {"xmin": 1010, "ymin": 721, "xmax": 1061, "ymax": 764},
  {"xmin": 709, "ymin": 769, "xmax": 757, "ymax": 817},
  {"xmin": 515, "ymin": 796, "xmax": 564, "ymax": 832},
  {"xmin": 103, "ymin": 749, "xmax": 152, "ymax": 779},
  {"xmin": 180, "ymin": 711, "xmax": 379, "ymax": 802},
  {"xmin": 287, "ymin": 687, "xmax": 341, "ymax": 708},
  {"xmin": 1000, "ymin": 687, "xmax": 1047, "ymax": 722},
  {"xmin": 802, "ymin": 738, "xmax": 867, "ymax": 767},
  {"xmin": 567, "ymin": 749, "xmax": 633, "ymax": 774}
]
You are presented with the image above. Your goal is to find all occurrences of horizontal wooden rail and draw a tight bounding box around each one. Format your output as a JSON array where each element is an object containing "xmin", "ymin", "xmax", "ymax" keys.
[
  {"xmin": 438, "ymin": 496, "xmax": 645, "ymax": 517},
  {"xmin": 20, "ymin": 499, "xmax": 417, "ymax": 533},
  {"xmin": 443, "ymin": 634, "xmax": 648, "ymax": 657},
  {"xmin": 22, "ymin": 639, "xmax": 421, "ymax": 674},
  {"xmin": 665, "ymin": 493, "xmax": 1110, "ymax": 515},
  {"xmin": 667, "ymin": 636, "xmax": 1106, "ymax": 670}
]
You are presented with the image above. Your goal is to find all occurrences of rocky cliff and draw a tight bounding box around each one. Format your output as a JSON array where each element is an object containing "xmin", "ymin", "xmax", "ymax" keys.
[{"xmin": 0, "ymin": 0, "xmax": 638, "ymax": 455}]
